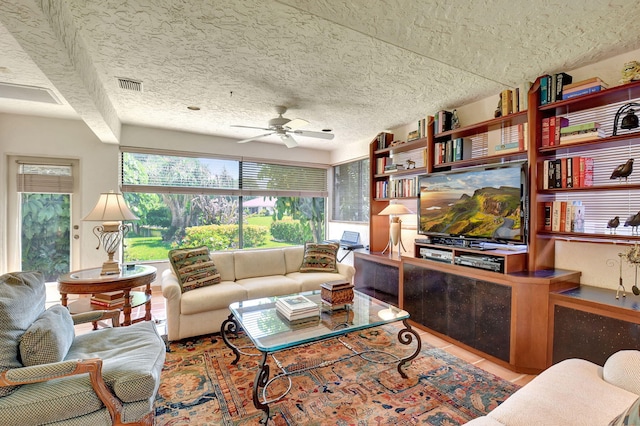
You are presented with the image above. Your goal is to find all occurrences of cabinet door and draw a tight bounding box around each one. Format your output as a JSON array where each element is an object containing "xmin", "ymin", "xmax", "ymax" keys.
[
  {"xmin": 403, "ymin": 263, "xmax": 448, "ymax": 334},
  {"xmin": 446, "ymin": 274, "xmax": 476, "ymax": 346},
  {"xmin": 354, "ymin": 256, "xmax": 399, "ymax": 306},
  {"xmin": 474, "ymin": 279, "xmax": 511, "ymax": 361}
]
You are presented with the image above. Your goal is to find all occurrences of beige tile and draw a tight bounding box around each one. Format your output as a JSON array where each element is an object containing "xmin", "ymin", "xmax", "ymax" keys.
[
  {"xmin": 417, "ymin": 330, "xmax": 452, "ymax": 349},
  {"xmin": 512, "ymin": 374, "xmax": 537, "ymax": 387},
  {"xmin": 441, "ymin": 344, "xmax": 484, "ymax": 364},
  {"xmin": 474, "ymin": 359, "xmax": 525, "ymax": 382}
]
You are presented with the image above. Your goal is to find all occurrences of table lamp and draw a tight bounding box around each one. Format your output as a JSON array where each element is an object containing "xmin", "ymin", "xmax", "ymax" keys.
[
  {"xmin": 83, "ymin": 191, "xmax": 138, "ymax": 275},
  {"xmin": 379, "ymin": 203, "xmax": 413, "ymax": 257}
]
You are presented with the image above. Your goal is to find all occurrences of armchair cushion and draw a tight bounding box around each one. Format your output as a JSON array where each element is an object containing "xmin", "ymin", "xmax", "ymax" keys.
[
  {"xmin": 19, "ymin": 305, "xmax": 75, "ymax": 366},
  {"xmin": 604, "ymin": 350, "xmax": 640, "ymax": 395},
  {"xmin": 299, "ymin": 242, "xmax": 339, "ymax": 273},
  {"xmin": 0, "ymin": 271, "xmax": 46, "ymax": 397},
  {"xmin": 169, "ymin": 246, "xmax": 221, "ymax": 292}
]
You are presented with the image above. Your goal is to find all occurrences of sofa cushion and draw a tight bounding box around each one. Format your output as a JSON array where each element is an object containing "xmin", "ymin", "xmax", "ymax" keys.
[
  {"xmin": 283, "ymin": 246, "xmax": 305, "ymax": 273},
  {"xmin": 610, "ymin": 397, "xmax": 640, "ymax": 426},
  {"xmin": 287, "ymin": 271, "xmax": 350, "ymax": 292},
  {"xmin": 236, "ymin": 276, "xmax": 300, "ymax": 299},
  {"xmin": 210, "ymin": 251, "xmax": 236, "ymax": 282},
  {"xmin": 234, "ymin": 248, "xmax": 286, "ymax": 280},
  {"xmin": 19, "ymin": 305, "xmax": 75, "ymax": 366},
  {"xmin": 299, "ymin": 242, "xmax": 339, "ymax": 273},
  {"xmin": 604, "ymin": 350, "xmax": 640, "ymax": 395},
  {"xmin": 181, "ymin": 281, "xmax": 247, "ymax": 315},
  {"xmin": 0, "ymin": 271, "xmax": 46, "ymax": 397},
  {"xmin": 169, "ymin": 246, "xmax": 221, "ymax": 292}
]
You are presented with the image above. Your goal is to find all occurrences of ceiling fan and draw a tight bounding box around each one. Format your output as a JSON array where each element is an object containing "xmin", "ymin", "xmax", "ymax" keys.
[{"xmin": 231, "ymin": 105, "xmax": 334, "ymax": 148}]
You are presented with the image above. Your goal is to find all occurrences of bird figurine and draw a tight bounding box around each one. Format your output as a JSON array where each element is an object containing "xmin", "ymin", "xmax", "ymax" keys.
[
  {"xmin": 608, "ymin": 216, "xmax": 620, "ymax": 234},
  {"xmin": 611, "ymin": 159, "xmax": 634, "ymax": 182},
  {"xmin": 624, "ymin": 212, "xmax": 640, "ymax": 235}
]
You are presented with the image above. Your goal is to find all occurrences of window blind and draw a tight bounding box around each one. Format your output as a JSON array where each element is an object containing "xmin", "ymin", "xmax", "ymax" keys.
[
  {"xmin": 332, "ymin": 158, "xmax": 369, "ymax": 222},
  {"xmin": 16, "ymin": 163, "xmax": 73, "ymax": 193}
]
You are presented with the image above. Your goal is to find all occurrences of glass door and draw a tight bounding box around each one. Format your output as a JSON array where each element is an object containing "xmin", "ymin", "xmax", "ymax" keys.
[{"xmin": 7, "ymin": 157, "xmax": 80, "ymax": 285}]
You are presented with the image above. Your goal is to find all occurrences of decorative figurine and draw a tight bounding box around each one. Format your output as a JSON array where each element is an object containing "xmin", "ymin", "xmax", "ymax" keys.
[
  {"xmin": 451, "ymin": 109, "xmax": 460, "ymax": 129},
  {"xmin": 405, "ymin": 159, "xmax": 415, "ymax": 169},
  {"xmin": 610, "ymin": 158, "xmax": 634, "ymax": 182},
  {"xmin": 624, "ymin": 211, "xmax": 640, "ymax": 235},
  {"xmin": 620, "ymin": 61, "xmax": 640, "ymax": 84},
  {"xmin": 607, "ymin": 216, "xmax": 620, "ymax": 234},
  {"xmin": 494, "ymin": 93, "xmax": 502, "ymax": 118}
]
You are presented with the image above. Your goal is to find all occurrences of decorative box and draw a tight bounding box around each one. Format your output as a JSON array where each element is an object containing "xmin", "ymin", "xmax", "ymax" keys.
[{"xmin": 321, "ymin": 280, "xmax": 354, "ymax": 305}]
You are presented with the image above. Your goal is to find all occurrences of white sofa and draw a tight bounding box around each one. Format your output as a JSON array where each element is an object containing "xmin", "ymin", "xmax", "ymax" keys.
[
  {"xmin": 466, "ymin": 350, "xmax": 640, "ymax": 425},
  {"xmin": 161, "ymin": 246, "xmax": 355, "ymax": 341}
]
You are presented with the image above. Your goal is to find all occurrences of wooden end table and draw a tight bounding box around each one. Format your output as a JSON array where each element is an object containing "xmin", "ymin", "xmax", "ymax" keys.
[{"xmin": 57, "ymin": 265, "xmax": 156, "ymax": 327}]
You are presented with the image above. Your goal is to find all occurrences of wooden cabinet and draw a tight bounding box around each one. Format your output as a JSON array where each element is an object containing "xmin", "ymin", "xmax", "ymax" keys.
[{"xmin": 353, "ymin": 251, "xmax": 400, "ymax": 306}]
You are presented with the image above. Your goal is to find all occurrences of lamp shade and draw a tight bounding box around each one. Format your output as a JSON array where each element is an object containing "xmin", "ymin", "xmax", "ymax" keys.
[
  {"xmin": 379, "ymin": 203, "xmax": 413, "ymax": 216},
  {"xmin": 83, "ymin": 191, "xmax": 139, "ymax": 222}
]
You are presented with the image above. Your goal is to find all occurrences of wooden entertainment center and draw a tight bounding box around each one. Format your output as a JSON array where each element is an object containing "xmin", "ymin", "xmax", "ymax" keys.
[{"xmin": 356, "ymin": 77, "xmax": 640, "ymax": 373}]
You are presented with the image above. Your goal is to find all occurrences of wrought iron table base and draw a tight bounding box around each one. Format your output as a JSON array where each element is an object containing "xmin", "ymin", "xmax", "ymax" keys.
[{"xmin": 220, "ymin": 315, "xmax": 421, "ymax": 424}]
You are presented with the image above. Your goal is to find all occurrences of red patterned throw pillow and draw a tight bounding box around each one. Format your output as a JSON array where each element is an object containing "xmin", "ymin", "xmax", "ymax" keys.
[
  {"xmin": 299, "ymin": 242, "xmax": 339, "ymax": 273},
  {"xmin": 168, "ymin": 246, "xmax": 221, "ymax": 293}
]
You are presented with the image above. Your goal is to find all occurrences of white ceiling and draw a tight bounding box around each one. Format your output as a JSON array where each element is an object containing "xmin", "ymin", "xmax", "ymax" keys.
[{"xmin": 1, "ymin": 1, "xmax": 640, "ymax": 150}]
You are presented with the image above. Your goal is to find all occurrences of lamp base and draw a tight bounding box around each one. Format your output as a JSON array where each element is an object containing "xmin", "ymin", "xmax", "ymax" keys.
[{"xmin": 100, "ymin": 260, "xmax": 121, "ymax": 275}]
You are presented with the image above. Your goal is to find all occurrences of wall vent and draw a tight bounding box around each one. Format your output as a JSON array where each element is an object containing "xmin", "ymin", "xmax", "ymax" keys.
[{"xmin": 117, "ymin": 77, "xmax": 143, "ymax": 92}]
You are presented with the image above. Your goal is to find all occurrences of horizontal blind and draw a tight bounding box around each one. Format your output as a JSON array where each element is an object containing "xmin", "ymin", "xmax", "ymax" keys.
[
  {"xmin": 241, "ymin": 161, "xmax": 327, "ymax": 197},
  {"xmin": 546, "ymin": 96, "xmax": 640, "ymax": 237},
  {"xmin": 332, "ymin": 158, "xmax": 369, "ymax": 222},
  {"xmin": 17, "ymin": 163, "xmax": 73, "ymax": 193}
]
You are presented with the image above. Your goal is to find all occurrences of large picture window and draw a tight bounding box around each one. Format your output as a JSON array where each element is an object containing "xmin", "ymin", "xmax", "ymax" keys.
[
  {"xmin": 332, "ymin": 158, "xmax": 369, "ymax": 222},
  {"xmin": 121, "ymin": 149, "xmax": 327, "ymax": 261}
]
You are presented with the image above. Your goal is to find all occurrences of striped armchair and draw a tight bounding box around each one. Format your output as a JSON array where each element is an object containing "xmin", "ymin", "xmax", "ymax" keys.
[{"xmin": 0, "ymin": 271, "xmax": 165, "ymax": 426}]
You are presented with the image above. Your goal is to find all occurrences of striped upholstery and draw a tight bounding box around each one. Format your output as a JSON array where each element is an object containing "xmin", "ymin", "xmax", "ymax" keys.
[
  {"xmin": 299, "ymin": 242, "xmax": 339, "ymax": 273},
  {"xmin": 169, "ymin": 246, "xmax": 221, "ymax": 292},
  {"xmin": 19, "ymin": 305, "xmax": 75, "ymax": 366},
  {"xmin": 0, "ymin": 271, "xmax": 46, "ymax": 397}
]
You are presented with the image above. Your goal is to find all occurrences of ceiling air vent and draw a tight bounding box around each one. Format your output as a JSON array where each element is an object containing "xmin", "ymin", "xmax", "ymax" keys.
[{"xmin": 117, "ymin": 77, "xmax": 143, "ymax": 92}]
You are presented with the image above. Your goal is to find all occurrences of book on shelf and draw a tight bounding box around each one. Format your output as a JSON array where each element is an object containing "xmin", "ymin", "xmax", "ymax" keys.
[
  {"xmin": 275, "ymin": 294, "xmax": 320, "ymax": 321},
  {"xmin": 560, "ymin": 121, "xmax": 601, "ymax": 134},
  {"xmin": 542, "ymin": 116, "xmax": 570, "ymax": 146},
  {"xmin": 562, "ymin": 85, "xmax": 605, "ymax": 100},
  {"xmin": 543, "ymin": 156, "xmax": 593, "ymax": 189},
  {"xmin": 407, "ymin": 130, "xmax": 420, "ymax": 141},
  {"xmin": 90, "ymin": 296, "xmax": 125, "ymax": 307},
  {"xmin": 562, "ymin": 77, "xmax": 609, "ymax": 92},
  {"xmin": 555, "ymin": 72, "xmax": 573, "ymax": 101},
  {"xmin": 434, "ymin": 110, "xmax": 453, "ymax": 134},
  {"xmin": 559, "ymin": 129, "xmax": 605, "ymax": 144},
  {"xmin": 539, "ymin": 72, "xmax": 573, "ymax": 105},
  {"xmin": 91, "ymin": 290, "xmax": 125, "ymax": 301},
  {"xmin": 376, "ymin": 132, "xmax": 393, "ymax": 150},
  {"xmin": 546, "ymin": 200, "xmax": 584, "ymax": 233},
  {"xmin": 384, "ymin": 163, "xmax": 405, "ymax": 173}
]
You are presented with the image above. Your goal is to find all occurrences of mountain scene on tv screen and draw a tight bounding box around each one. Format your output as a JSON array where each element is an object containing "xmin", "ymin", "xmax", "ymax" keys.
[{"xmin": 420, "ymin": 185, "xmax": 521, "ymax": 240}]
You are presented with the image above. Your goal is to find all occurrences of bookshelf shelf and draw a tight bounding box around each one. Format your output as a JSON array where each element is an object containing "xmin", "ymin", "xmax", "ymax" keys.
[
  {"xmin": 435, "ymin": 110, "xmax": 528, "ymax": 140},
  {"xmin": 539, "ymin": 79, "xmax": 640, "ymax": 115},
  {"xmin": 538, "ymin": 133, "xmax": 640, "ymax": 155}
]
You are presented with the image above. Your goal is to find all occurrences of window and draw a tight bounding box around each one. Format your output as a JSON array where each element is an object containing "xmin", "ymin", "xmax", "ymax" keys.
[
  {"xmin": 332, "ymin": 158, "xmax": 369, "ymax": 222},
  {"xmin": 120, "ymin": 149, "xmax": 328, "ymax": 261}
]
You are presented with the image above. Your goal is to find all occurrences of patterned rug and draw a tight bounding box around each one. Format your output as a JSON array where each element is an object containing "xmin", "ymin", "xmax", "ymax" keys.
[{"xmin": 154, "ymin": 324, "xmax": 519, "ymax": 425}]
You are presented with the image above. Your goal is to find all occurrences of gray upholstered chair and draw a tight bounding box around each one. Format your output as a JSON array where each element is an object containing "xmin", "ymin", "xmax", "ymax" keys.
[{"xmin": 0, "ymin": 271, "xmax": 166, "ymax": 426}]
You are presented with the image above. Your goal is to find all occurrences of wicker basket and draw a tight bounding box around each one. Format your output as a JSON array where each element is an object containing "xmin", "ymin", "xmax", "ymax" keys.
[{"xmin": 321, "ymin": 280, "xmax": 354, "ymax": 305}]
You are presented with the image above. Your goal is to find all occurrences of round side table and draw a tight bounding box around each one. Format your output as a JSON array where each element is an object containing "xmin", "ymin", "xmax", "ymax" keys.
[{"xmin": 57, "ymin": 265, "xmax": 156, "ymax": 326}]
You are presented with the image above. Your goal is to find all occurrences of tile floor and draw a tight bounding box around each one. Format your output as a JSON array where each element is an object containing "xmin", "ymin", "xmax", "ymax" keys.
[{"xmin": 46, "ymin": 283, "xmax": 536, "ymax": 387}]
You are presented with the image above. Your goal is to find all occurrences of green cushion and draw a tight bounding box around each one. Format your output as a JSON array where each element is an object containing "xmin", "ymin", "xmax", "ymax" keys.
[
  {"xmin": 168, "ymin": 246, "xmax": 221, "ymax": 293},
  {"xmin": 609, "ymin": 397, "xmax": 640, "ymax": 426},
  {"xmin": 299, "ymin": 242, "xmax": 339, "ymax": 273},
  {"xmin": 0, "ymin": 271, "xmax": 46, "ymax": 397},
  {"xmin": 19, "ymin": 305, "xmax": 75, "ymax": 367}
]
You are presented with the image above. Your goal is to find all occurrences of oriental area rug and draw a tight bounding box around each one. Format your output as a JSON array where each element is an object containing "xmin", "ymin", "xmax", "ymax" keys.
[{"xmin": 154, "ymin": 325, "xmax": 519, "ymax": 425}]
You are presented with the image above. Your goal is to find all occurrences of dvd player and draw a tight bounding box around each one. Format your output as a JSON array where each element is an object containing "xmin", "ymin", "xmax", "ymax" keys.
[
  {"xmin": 454, "ymin": 254, "xmax": 504, "ymax": 272},
  {"xmin": 420, "ymin": 247, "xmax": 453, "ymax": 263}
]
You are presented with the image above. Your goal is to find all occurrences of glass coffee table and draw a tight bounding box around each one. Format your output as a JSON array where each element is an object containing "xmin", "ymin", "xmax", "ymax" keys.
[{"xmin": 220, "ymin": 290, "xmax": 421, "ymax": 422}]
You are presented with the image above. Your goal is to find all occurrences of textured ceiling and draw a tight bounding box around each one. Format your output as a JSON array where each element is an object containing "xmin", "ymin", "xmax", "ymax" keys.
[{"xmin": 1, "ymin": 0, "xmax": 640, "ymax": 150}]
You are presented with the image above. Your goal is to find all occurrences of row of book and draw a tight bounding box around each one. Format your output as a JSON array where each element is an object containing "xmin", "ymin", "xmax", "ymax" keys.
[
  {"xmin": 376, "ymin": 157, "xmax": 390, "ymax": 174},
  {"xmin": 90, "ymin": 290, "xmax": 125, "ymax": 307},
  {"xmin": 499, "ymin": 84, "xmax": 531, "ymax": 116},
  {"xmin": 275, "ymin": 294, "xmax": 319, "ymax": 322},
  {"xmin": 562, "ymin": 77, "xmax": 609, "ymax": 100},
  {"xmin": 375, "ymin": 132, "xmax": 394, "ymax": 150},
  {"xmin": 543, "ymin": 200, "xmax": 585, "ymax": 233},
  {"xmin": 434, "ymin": 110, "xmax": 453, "ymax": 134},
  {"xmin": 375, "ymin": 176, "xmax": 418, "ymax": 199},
  {"xmin": 542, "ymin": 157, "xmax": 594, "ymax": 189},
  {"xmin": 542, "ymin": 118, "xmax": 604, "ymax": 146},
  {"xmin": 434, "ymin": 137, "xmax": 472, "ymax": 164},
  {"xmin": 540, "ymin": 72, "xmax": 573, "ymax": 105}
]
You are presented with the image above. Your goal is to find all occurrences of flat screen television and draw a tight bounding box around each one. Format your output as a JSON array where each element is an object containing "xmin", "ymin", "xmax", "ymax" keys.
[{"xmin": 418, "ymin": 161, "xmax": 527, "ymax": 245}]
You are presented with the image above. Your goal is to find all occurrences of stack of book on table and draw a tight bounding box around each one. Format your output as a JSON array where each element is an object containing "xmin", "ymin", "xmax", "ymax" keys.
[
  {"xmin": 90, "ymin": 291, "xmax": 125, "ymax": 307},
  {"xmin": 275, "ymin": 294, "xmax": 320, "ymax": 323}
]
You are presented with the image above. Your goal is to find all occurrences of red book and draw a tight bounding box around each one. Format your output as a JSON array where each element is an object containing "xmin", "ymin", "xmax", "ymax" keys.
[
  {"xmin": 559, "ymin": 201, "xmax": 568, "ymax": 232},
  {"xmin": 560, "ymin": 158, "xmax": 567, "ymax": 188},
  {"xmin": 583, "ymin": 157, "xmax": 594, "ymax": 187},
  {"xmin": 517, "ymin": 123, "xmax": 525, "ymax": 150},
  {"xmin": 541, "ymin": 117, "xmax": 550, "ymax": 147},
  {"xmin": 549, "ymin": 117, "xmax": 556, "ymax": 146},
  {"xmin": 553, "ymin": 117, "xmax": 569, "ymax": 145}
]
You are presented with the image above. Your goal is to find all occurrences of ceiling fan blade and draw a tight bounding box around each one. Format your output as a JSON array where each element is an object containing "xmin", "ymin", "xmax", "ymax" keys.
[
  {"xmin": 285, "ymin": 118, "xmax": 309, "ymax": 130},
  {"xmin": 292, "ymin": 129, "xmax": 335, "ymax": 140},
  {"xmin": 280, "ymin": 134, "xmax": 298, "ymax": 148},
  {"xmin": 237, "ymin": 132, "xmax": 275, "ymax": 144},
  {"xmin": 231, "ymin": 125, "xmax": 272, "ymax": 131}
]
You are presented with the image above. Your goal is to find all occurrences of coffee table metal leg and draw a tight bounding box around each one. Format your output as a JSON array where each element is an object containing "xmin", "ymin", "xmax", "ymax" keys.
[
  {"xmin": 221, "ymin": 314, "xmax": 241, "ymax": 365},
  {"xmin": 396, "ymin": 319, "xmax": 421, "ymax": 379},
  {"xmin": 254, "ymin": 351, "xmax": 270, "ymax": 423}
]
